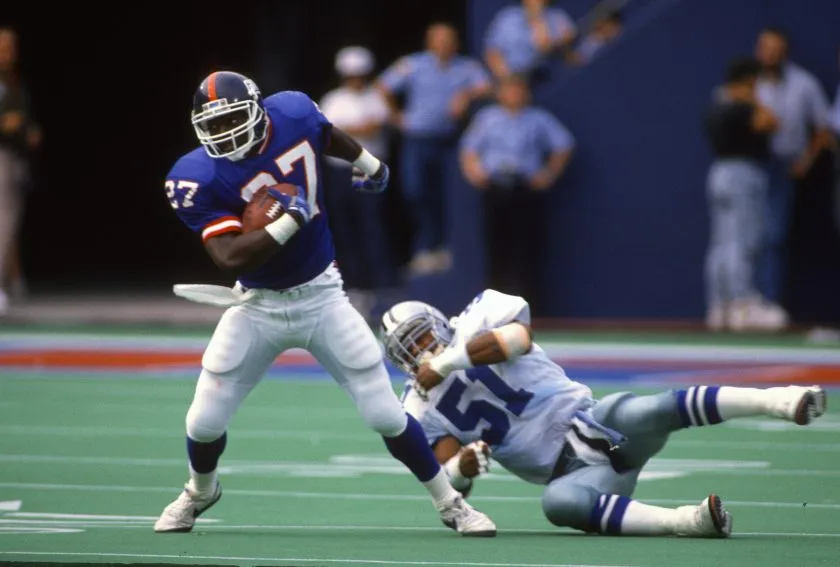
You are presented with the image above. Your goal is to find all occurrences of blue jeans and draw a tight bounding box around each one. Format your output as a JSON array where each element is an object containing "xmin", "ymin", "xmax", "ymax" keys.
[
  {"xmin": 705, "ymin": 159, "xmax": 767, "ymax": 306},
  {"xmin": 834, "ymin": 145, "xmax": 840, "ymax": 240},
  {"xmin": 399, "ymin": 136, "xmax": 456, "ymax": 255},
  {"xmin": 323, "ymin": 161, "xmax": 395, "ymax": 290},
  {"xmin": 757, "ymin": 158, "xmax": 795, "ymax": 304}
]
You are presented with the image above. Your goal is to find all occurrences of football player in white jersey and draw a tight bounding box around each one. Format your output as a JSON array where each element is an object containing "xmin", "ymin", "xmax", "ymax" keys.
[{"xmin": 381, "ymin": 289, "xmax": 827, "ymax": 538}]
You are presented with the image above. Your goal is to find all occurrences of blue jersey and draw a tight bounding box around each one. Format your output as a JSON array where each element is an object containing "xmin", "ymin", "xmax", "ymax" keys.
[{"xmin": 165, "ymin": 91, "xmax": 336, "ymax": 290}]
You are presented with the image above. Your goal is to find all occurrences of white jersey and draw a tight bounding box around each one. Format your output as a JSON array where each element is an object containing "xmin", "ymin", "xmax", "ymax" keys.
[{"xmin": 403, "ymin": 289, "xmax": 592, "ymax": 485}]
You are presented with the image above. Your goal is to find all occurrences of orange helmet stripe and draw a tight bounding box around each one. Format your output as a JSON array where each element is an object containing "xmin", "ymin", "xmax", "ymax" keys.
[{"xmin": 207, "ymin": 72, "xmax": 219, "ymax": 100}]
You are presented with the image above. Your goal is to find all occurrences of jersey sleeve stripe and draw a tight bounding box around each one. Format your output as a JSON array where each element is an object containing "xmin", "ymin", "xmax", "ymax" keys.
[{"xmin": 202, "ymin": 217, "xmax": 242, "ymax": 241}]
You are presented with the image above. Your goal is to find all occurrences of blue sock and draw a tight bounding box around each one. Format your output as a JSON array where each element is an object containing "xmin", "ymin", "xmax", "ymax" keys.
[
  {"xmin": 383, "ymin": 414, "xmax": 440, "ymax": 483},
  {"xmin": 589, "ymin": 494, "xmax": 632, "ymax": 534},
  {"xmin": 187, "ymin": 432, "xmax": 227, "ymax": 474},
  {"xmin": 674, "ymin": 386, "xmax": 722, "ymax": 427}
]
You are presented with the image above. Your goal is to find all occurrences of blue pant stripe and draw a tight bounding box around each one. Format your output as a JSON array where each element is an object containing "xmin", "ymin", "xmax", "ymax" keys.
[
  {"xmin": 588, "ymin": 495, "xmax": 608, "ymax": 532},
  {"xmin": 606, "ymin": 496, "xmax": 632, "ymax": 535},
  {"xmin": 703, "ymin": 386, "xmax": 722, "ymax": 424},
  {"xmin": 690, "ymin": 387, "xmax": 705, "ymax": 425},
  {"xmin": 674, "ymin": 389, "xmax": 692, "ymax": 427}
]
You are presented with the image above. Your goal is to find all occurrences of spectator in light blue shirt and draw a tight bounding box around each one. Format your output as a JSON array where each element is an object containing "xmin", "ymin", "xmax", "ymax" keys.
[
  {"xmin": 754, "ymin": 27, "xmax": 835, "ymax": 325},
  {"xmin": 377, "ymin": 23, "xmax": 492, "ymax": 277},
  {"xmin": 460, "ymin": 74, "xmax": 575, "ymax": 311},
  {"xmin": 484, "ymin": 0, "xmax": 577, "ymax": 82}
]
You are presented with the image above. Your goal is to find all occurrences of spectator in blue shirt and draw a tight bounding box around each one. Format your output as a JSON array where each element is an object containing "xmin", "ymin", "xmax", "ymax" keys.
[
  {"xmin": 460, "ymin": 74, "xmax": 575, "ymax": 311},
  {"xmin": 754, "ymin": 27, "xmax": 834, "ymax": 327},
  {"xmin": 378, "ymin": 23, "xmax": 492, "ymax": 277},
  {"xmin": 484, "ymin": 0, "xmax": 577, "ymax": 82}
]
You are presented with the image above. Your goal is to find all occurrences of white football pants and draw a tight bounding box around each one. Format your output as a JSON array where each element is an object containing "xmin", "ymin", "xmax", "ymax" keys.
[{"xmin": 185, "ymin": 263, "xmax": 408, "ymax": 442}]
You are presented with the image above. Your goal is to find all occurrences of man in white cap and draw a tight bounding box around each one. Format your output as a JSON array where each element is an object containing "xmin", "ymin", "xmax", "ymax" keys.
[{"xmin": 320, "ymin": 47, "xmax": 395, "ymax": 321}]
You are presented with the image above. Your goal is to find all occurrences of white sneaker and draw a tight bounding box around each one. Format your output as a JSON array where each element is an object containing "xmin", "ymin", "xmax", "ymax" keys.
[
  {"xmin": 766, "ymin": 385, "xmax": 827, "ymax": 425},
  {"xmin": 744, "ymin": 300, "xmax": 789, "ymax": 331},
  {"xmin": 437, "ymin": 495, "xmax": 497, "ymax": 537},
  {"xmin": 706, "ymin": 304, "xmax": 727, "ymax": 331},
  {"xmin": 727, "ymin": 300, "xmax": 752, "ymax": 332},
  {"xmin": 154, "ymin": 482, "xmax": 222, "ymax": 533},
  {"xmin": 675, "ymin": 494, "xmax": 732, "ymax": 538}
]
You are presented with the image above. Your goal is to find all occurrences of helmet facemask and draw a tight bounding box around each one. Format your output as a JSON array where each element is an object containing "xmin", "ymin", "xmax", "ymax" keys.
[
  {"xmin": 192, "ymin": 98, "xmax": 266, "ymax": 161},
  {"xmin": 383, "ymin": 310, "xmax": 454, "ymax": 376}
]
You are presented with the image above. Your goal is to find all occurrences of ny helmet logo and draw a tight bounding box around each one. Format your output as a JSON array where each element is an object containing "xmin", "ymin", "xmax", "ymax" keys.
[{"xmin": 244, "ymin": 79, "xmax": 260, "ymax": 99}]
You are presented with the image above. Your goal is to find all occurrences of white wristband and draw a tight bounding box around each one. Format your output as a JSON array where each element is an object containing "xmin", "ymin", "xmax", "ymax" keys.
[
  {"xmin": 443, "ymin": 455, "xmax": 472, "ymax": 491},
  {"xmin": 352, "ymin": 148, "xmax": 381, "ymax": 176},
  {"xmin": 492, "ymin": 323, "xmax": 532, "ymax": 359},
  {"xmin": 264, "ymin": 214, "xmax": 300, "ymax": 245},
  {"xmin": 428, "ymin": 342, "xmax": 472, "ymax": 377}
]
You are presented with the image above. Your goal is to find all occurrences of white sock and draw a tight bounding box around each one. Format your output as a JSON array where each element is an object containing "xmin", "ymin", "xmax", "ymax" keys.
[
  {"xmin": 716, "ymin": 386, "xmax": 771, "ymax": 420},
  {"xmin": 423, "ymin": 469, "xmax": 460, "ymax": 507},
  {"xmin": 187, "ymin": 466, "xmax": 217, "ymax": 496},
  {"xmin": 592, "ymin": 494, "xmax": 679, "ymax": 535},
  {"xmin": 619, "ymin": 500, "xmax": 680, "ymax": 535}
]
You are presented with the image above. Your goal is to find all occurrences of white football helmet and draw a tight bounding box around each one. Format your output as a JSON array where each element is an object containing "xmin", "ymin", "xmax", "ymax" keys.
[{"xmin": 381, "ymin": 300, "xmax": 454, "ymax": 375}]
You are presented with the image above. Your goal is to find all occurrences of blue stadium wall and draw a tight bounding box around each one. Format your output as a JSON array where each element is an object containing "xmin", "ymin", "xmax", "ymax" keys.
[{"xmin": 405, "ymin": 0, "xmax": 840, "ymax": 323}]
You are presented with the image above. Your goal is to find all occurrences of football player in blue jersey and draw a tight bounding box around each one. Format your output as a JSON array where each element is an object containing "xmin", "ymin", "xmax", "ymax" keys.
[{"xmin": 153, "ymin": 71, "xmax": 496, "ymax": 536}]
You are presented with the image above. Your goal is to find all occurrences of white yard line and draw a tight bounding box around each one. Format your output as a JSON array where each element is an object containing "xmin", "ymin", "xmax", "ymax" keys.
[
  {"xmin": 0, "ymin": 482, "xmax": 838, "ymax": 510},
  {"xmin": 0, "ymin": 551, "xmax": 634, "ymax": 567}
]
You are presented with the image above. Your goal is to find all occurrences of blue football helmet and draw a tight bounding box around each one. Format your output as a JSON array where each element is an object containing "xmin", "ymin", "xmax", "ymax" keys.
[{"xmin": 191, "ymin": 71, "xmax": 268, "ymax": 161}]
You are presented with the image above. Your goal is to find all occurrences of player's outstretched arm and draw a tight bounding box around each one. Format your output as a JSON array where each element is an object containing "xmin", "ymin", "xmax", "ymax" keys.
[
  {"xmin": 325, "ymin": 127, "xmax": 389, "ymax": 192},
  {"xmin": 414, "ymin": 322, "xmax": 533, "ymax": 395},
  {"xmin": 203, "ymin": 231, "xmax": 282, "ymax": 274},
  {"xmin": 430, "ymin": 322, "xmax": 534, "ymax": 377}
]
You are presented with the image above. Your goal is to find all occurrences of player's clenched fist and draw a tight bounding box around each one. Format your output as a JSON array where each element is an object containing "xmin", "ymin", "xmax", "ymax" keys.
[
  {"xmin": 458, "ymin": 441, "xmax": 491, "ymax": 478},
  {"xmin": 414, "ymin": 363, "xmax": 444, "ymax": 399}
]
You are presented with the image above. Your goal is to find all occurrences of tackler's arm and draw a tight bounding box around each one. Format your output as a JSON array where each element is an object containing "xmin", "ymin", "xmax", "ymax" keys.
[
  {"xmin": 414, "ymin": 321, "xmax": 534, "ymax": 396},
  {"xmin": 426, "ymin": 322, "xmax": 534, "ymax": 378}
]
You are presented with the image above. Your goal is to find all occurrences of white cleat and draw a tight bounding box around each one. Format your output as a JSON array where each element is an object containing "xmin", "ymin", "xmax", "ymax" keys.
[
  {"xmin": 766, "ymin": 385, "xmax": 827, "ymax": 425},
  {"xmin": 675, "ymin": 494, "xmax": 732, "ymax": 538},
  {"xmin": 437, "ymin": 495, "xmax": 497, "ymax": 537},
  {"xmin": 154, "ymin": 482, "xmax": 222, "ymax": 533}
]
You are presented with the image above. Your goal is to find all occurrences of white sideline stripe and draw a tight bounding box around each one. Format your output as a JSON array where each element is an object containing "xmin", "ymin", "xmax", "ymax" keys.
[
  {"xmin": 0, "ymin": 551, "xmax": 631, "ymax": 567},
  {"xmin": 4, "ymin": 425, "xmax": 840, "ymax": 452},
  {"xmin": 0, "ymin": 424, "xmax": 375, "ymax": 441},
  {"xmin": 2, "ymin": 454, "xmax": 838, "ymax": 477},
  {"xmin": 5, "ymin": 512, "xmax": 218, "ymax": 523},
  {"xmin": 0, "ymin": 521, "xmax": 838, "ymax": 539},
  {"xmin": 0, "ymin": 482, "xmax": 839, "ymax": 510},
  {"xmin": 1, "ymin": 521, "xmax": 839, "ymax": 539},
  {"xmin": 667, "ymin": 440, "xmax": 840, "ymax": 452}
]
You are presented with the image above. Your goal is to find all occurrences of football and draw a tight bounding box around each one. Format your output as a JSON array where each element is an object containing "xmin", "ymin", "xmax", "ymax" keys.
[{"xmin": 242, "ymin": 184, "xmax": 298, "ymax": 232}]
